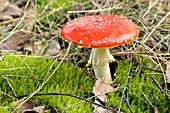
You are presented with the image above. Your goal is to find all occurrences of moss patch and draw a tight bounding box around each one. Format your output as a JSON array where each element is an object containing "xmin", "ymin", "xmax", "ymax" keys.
[
  {"xmin": 0, "ymin": 55, "xmax": 93, "ymax": 112},
  {"xmin": 0, "ymin": 55, "xmax": 169, "ymax": 113},
  {"xmin": 108, "ymin": 57, "xmax": 168, "ymax": 113}
]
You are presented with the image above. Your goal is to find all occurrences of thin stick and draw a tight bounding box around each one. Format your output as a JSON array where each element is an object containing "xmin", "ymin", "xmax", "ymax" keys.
[
  {"xmin": 118, "ymin": 56, "xmax": 132, "ymax": 113},
  {"xmin": 123, "ymin": 96, "xmax": 134, "ymax": 113},
  {"xmin": 1, "ymin": 74, "xmax": 43, "ymax": 81},
  {"xmin": 16, "ymin": 92, "xmax": 118, "ymax": 112},
  {"xmin": 142, "ymin": 66, "xmax": 163, "ymax": 73},
  {"xmin": 151, "ymin": 76, "xmax": 170, "ymax": 100},
  {"xmin": 2, "ymin": 76, "xmax": 17, "ymax": 97},
  {"xmin": 142, "ymin": 0, "xmax": 159, "ymax": 19},
  {"xmin": 67, "ymin": 7, "xmax": 116, "ymax": 14}
]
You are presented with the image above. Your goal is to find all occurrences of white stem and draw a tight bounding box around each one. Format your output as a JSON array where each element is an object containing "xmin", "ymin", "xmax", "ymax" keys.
[{"xmin": 91, "ymin": 48, "xmax": 115, "ymax": 83}]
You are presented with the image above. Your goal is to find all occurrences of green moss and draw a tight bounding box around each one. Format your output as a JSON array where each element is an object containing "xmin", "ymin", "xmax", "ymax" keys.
[
  {"xmin": 108, "ymin": 57, "xmax": 168, "ymax": 113},
  {"xmin": 0, "ymin": 55, "xmax": 168, "ymax": 112},
  {"xmin": 0, "ymin": 55, "xmax": 93, "ymax": 112}
]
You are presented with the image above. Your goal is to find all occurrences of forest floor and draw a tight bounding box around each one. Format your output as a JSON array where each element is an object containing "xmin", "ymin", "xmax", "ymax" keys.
[{"xmin": 0, "ymin": 0, "xmax": 170, "ymax": 113}]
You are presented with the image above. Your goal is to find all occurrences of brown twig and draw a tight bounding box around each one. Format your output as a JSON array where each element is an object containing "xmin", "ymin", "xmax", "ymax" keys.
[
  {"xmin": 16, "ymin": 92, "xmax": 119, "ymax": 112},
  {"xmin": 142, "ymin": 66, "xmax": 163, "ymax": 73},
  {"xmin": 123, "ymin": 91, "xmax": 134, "ymax": 113},
  {"xmin": 118, "ymin": 55, "xmax": 132, "ymax": 113},
  {"xmin": 151, "ymin": 76, "xmax": 170, "ymax": 100},
  {"xmin": 1, "ymin": 74, "xmax": 43, "ymax": 82},
  {"xmin": 123, "ymin": 96, "xmax": 134, "ymax": 113}
]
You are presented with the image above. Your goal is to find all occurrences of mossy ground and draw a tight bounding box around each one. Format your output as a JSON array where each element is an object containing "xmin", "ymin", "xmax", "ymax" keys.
[
  {"xmin": 0, "ymin": 55, "xmax": 93, "ymax": 112},
  {"xmin": 0, "ymin": 0, "xmax": 169, "ymax": 112},
  {"xmin": 0, "ymin": 55, "xmax": 168, "ymax": 112},
  {"xmin": 108, "ymin": 57, "xmax": 168, "ymax": 113}
]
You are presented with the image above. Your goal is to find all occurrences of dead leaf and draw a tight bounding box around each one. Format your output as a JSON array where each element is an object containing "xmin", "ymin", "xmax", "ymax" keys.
[
  {"xmin": 16, "ymin": 99, "xmax": 36, "ymax": 113},
  {"xmin": 34, "ymin": 41, "xmax": 43, "ymax": 55},
  {"xmin": 0, "ymin": 0, "xmax": 9, "ymax": 12},
  {"xmin": 0, "ymin": 14, "xmax": 13, "ymax": 20},
  {"xmin": 11, "ymin": 0, "xmax": 35, "ymax": 31},
  {"xmin": 25, "ymin": 40, "xmax": 43, "ymax": 55},
  {"xmin": 0, "ymin": 0, "xmax": 13, "ymax": 20},
  {"xmin": 93, "ymin": 99, "xmax": 110, "ymax": 113},
  {"xmin": 25, "ymin": 38, "xmax": 60, "ymax": 56},
  {"xmin": 93, "ymin": 80, "xmax": 114, "ymax": 102},
  {"xmin": 21, "ymin": 106, "xmax": 47, "ymax": 113},
  {"xmin": 3, "ymin": 4, "xmax": 22, "ymax": 17},
  {"xmin": 33, "ymin": 106, "xmax": 47, "ymax": 113},
  {"xmin": 24, "ymin": 41, "xmax": 34, "ymax": 53},
  {"xmin": 23, "ymin": 1, "xmax": 35, "ymax": 31},
  {"xmin": 0, "ymin": 31, "xmax": 33, "ymax": 51},
  {"xmin": 0, "ymin": 3, "xmax": 22, "ymax": 20},
  {"xmin": 166, "ymin": 61, "xmax": 170, "ymax": 83},
  {"xmin": 14, "ymin": 0, "xmax": 28, "ymax": 7},
  {"xmin": 0, "ymin": 25, "xmax": 12, "ymax": 35},
  {"xmin": 15, "ymin": 99, "xmax": 47, "ymax": 113},
  {"xmin": 92, "ymin": 95, "xmax": 116, "ymax": 113},
  {"xmin": 44, "ymin": 39, "xmax": 61, "ymax": 56}
]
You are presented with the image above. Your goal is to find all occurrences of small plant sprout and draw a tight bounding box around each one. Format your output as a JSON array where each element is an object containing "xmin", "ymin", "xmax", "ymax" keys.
[{"xmin": 61, "ymin": 15, "xmax": 139, "ymax": 83}]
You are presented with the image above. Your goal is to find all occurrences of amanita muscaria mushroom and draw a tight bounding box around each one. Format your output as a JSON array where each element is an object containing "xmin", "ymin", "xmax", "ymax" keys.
[{"xmin": 61, "ymin": 15, "xmax": 139, "ymax": 83}]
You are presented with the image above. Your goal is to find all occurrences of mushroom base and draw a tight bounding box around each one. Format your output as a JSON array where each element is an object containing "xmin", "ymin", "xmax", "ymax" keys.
[{"xmin": 91, "ymin": 48, "xmax": 115, "ymax": 83}]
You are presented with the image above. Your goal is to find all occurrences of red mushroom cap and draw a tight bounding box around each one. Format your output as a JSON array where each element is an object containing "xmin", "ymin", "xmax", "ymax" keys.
[{"xmin": 61, "ymin": 15, "xmax": 139, "ymax": 48}]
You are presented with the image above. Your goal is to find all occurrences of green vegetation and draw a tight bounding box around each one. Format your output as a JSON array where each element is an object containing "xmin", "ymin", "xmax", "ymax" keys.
[
  {"xmin": 0, "ymin": 55, "xmax": 168, "ymax": 112},
  {"xmin": 0, "ymin": 55, "xmax": 93, "ymax": 112},
  {"xmin": 108, "ymin": 58, "xmax": 168, "ymax": 113}
]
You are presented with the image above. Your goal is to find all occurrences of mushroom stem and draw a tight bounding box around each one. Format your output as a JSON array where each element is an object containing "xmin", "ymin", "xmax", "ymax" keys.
[{"xmin": 91, "ymin": 48, "xmax": 115, "ymax": 83}]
